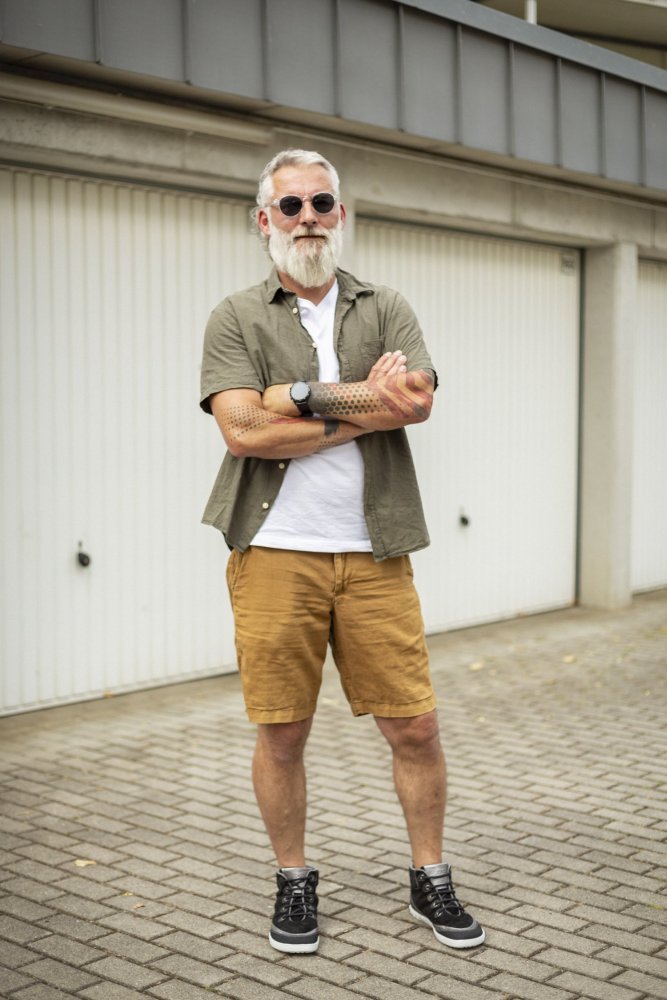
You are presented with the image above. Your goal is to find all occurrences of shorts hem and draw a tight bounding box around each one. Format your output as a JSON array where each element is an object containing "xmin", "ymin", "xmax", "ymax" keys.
[
  {"xmin": 350, "ymin": 694, "xmax": 437, "ymax": 718},
  {"xmin": 246, "ymin": 705, "xmax": 317, "ymax": 724}
]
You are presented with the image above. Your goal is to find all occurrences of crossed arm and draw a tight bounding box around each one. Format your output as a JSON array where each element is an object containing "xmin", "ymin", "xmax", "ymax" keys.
[{"xmin": 210, "ymin": 351, "xmax": 434, "ymax": 460}]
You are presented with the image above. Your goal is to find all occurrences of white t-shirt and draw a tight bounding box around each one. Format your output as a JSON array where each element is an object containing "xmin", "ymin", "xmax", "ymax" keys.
[{"xmin": 251, "ymin": 281, "xmax": 372, "ymax": 552}]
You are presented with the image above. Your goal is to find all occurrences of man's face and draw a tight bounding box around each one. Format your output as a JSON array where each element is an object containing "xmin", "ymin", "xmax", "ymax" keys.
[{"xmin": 257, "ymin": 164, "xmax": 346, "ymax": 288}]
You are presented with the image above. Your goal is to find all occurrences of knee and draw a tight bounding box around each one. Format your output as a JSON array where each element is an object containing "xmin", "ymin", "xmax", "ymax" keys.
[
  {"xmin": 377, "ymin": 710, "xmax": 442, "ymax": 758},
  {"xmin": 256, "ymin": 719, "xmax": 312, "ymax": 766}
]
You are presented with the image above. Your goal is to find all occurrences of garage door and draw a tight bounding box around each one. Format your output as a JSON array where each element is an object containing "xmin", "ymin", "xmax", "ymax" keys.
[
  {"xmin": 0, "ymin": 166, "xmax": 267, "ymax": 714},
  {"xmin": 632, "ymin": 259, "xmax": 667, "ymax": 592},
  {"xmin": 356, "ymin": 219, "xmax": 581, "ymax": 631}
]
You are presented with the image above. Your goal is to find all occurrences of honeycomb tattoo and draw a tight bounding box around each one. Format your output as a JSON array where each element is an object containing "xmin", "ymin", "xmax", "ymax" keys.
[
  {"xmin": 221, "ymin": 404, "xmax": 294, "ymax": 440},
  {"xmin": 309, "ymin": 370, "xmax": 434, "ymax": 421}
]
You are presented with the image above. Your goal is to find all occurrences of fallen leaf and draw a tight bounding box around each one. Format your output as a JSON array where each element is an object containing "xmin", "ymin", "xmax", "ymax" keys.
[
  {"xmin": 468, "ymin": 661, "xmax": 485, "ymax": 671},
  {"xmin": 74, "ymin": 859, "xmax": 97, "ymax": 868},
  {"xmin": 122, "ymin": 891, "xmax": 134, "ymax": 897},
  {"xmin": 475, "ymin": 715, "xmax": 486, "ymax": 723},
  {"xmin": 562, "ymin": 654, "xmax": 576, "ymax": 664},
  {"xmin": 132, "ymin": 903, "xmax": 144, "ymax": 910}
]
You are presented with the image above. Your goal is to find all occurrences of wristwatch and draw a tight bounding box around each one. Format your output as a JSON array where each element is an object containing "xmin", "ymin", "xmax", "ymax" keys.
[{"xmin": 289, "ymin": 380, "xmax": 313, "ymax": 416}]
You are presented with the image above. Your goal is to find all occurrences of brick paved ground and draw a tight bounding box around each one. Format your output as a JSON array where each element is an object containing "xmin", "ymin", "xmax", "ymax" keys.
[{"xmin": 1, "ymin": 590, "xmax": 666, "ymax": 1000}]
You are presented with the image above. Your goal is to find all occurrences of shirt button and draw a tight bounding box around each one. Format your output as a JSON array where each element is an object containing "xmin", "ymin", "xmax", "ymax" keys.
[
  {"xmin": 278, "ymin": 463, "xmax": 285, "ymax": 470},
  {"xmin": 292, "ymin": 307, "xmax": 298, "ymax": 314},
  {"xmin": 261, "ymin": 502, "xmax": 269, "ymax": 510}
]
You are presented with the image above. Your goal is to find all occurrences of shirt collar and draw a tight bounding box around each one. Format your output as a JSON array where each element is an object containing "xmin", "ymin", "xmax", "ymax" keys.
[{"xmin": 265, "ymin": 267, "xmax": 374, "ymax": 303}]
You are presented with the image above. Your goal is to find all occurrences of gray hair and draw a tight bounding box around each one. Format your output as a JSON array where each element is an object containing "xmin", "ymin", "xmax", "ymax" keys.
[{"xmin": 251, "ymin": 149, "xmax": 340, "ymax": 239}]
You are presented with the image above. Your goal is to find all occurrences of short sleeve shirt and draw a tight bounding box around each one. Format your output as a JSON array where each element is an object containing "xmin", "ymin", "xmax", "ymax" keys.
[{"xmin": 200, "ymin": 268, "xmax": 436, "ymax": 560}]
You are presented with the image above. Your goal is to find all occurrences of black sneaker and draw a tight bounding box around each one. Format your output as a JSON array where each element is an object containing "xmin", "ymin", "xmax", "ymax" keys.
[
  {"xmin": 409, "ymin": 863, "xmax": 485, "ymax": 948},
  {"xmin": 268, "ymin": 867, "xmax": 319, "ymax": 953}
]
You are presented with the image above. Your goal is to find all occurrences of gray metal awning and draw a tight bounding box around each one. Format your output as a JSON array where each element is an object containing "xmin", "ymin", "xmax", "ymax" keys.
[{"xmin": 1, "ymin": 0, "xmax": 666, "ymax": 196}]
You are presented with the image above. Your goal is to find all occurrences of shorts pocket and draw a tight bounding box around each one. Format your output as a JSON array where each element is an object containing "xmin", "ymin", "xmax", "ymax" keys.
[{"xmin": 226, "ymin": 548, "xmax": 243, "ymax": 595}]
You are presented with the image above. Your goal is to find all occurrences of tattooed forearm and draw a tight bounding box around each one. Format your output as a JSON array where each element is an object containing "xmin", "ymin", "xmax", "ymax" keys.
[
  {"xmin": 220, "ymin": 403, "xmax": 297, "ymax": 442},
  {"xmin": 316, "ymin": 418, "xmax": 363, "ymax": 452},
  {"xmin": 217, "ymin": 401, "xmax": 364, "ymax": 459},
  {"xmin": 309, "ymin": 370, "xmax": 434, "ymax": 424}
]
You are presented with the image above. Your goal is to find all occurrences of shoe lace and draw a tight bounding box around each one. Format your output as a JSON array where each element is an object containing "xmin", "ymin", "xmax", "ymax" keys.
[
  {"xmin": 278, "ymin": 876, "xmax": 316, "ymax": 921},
  {"xmin": 422, "ymin": 871, "xmax": 464, "ymax": 919}
]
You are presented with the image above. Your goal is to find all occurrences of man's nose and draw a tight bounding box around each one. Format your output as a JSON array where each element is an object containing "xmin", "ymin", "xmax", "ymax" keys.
[{"xmin": 298, "ymin": 198, "xmax": 318, "ymax": 224}]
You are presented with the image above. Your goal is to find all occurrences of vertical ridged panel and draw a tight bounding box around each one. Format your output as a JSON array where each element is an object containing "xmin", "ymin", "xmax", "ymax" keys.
[
  {"xmin": 356, "ymin": 220, "xmax": 580, "ymax": 632},
  {"xmin": 0, "ymin": 167, "xmax": 267, "ymax": 713},
  {"xmin": 631, "ymin": 260, "xmax": 667, "ymax": 592}
]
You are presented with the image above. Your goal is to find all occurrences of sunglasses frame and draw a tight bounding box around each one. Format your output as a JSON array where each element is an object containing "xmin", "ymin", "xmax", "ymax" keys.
[{"xmin": 268, "ymin": 192, "xmax": 338, "ymax": 218}]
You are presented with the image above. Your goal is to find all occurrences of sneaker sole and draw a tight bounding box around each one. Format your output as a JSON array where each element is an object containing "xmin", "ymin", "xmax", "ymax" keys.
[
  {"xmin": 268, "ymin": 933, "xmax": 319, "ymax": 954},
  {"xmin": 409, "ymin": 904, "xmax": 486, "ymax": 949}
]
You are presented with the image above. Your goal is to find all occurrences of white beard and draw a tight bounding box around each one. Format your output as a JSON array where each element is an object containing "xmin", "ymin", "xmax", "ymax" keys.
[{"xmin": 268, "ymin": 221, "xmax": 343, "ymax": 288}]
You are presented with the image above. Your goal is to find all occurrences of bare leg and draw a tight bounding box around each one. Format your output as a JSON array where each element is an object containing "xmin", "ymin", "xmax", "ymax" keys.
[
  {"xmin": 374, "ymin": 709, "xmax": 447, "ymax": 867},
  {"xmin": 252, "ymin": 718, "xmax": 314, "ymax": 868}
]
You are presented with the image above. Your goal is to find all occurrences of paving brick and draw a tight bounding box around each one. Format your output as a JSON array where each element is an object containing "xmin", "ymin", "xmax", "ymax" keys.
[
  {"xmin": 220, "ymin": 952, "xmax": 301, "ymax": 987},
  {"xmin": 151, "ymin": 954, "xmax": 233, "ymax": 987},
  {"xmin": 595, "ymin": 945, "xmax": 667, "ymax": 978},
  {"xmin": 0, "ymin": 895, "xmax": 56, "ymax": 922},
  {"xmin": 10, "ymin": 985, "xmax": 73, "ymax": 1000},
  {"xmin": 581, "ymin": 923, "xmax": 664, "ymax": 953},
  {"xmin": 81, "ymin": 984, "xmax": 147, "ymax": 1000},
  {"xmin": 0, "ymin": 914, "xmax": 51, "ymax": 944},
  {"xmin": 416, "ymin": 976, "xmax": 507, "ymax": 1000},
  {"xmin": 280, "ymin": 952, "xmax": 363, "ymax": 986},
  {"xmin": 31, "ymin": 933, "xmax": 106, "ymax": 965},
  {"xmin": 149, "ymin": 980, "xmax": 234, "ymax": 1000},
  {"xmin": 548, "ymin": 971, "xmax": 643, "ymax": 1000},
  {"xmin": 158, "ymin": 890, "xmax": 229, "ymax": 918},
  {"xmin": 482, "ymin": 972, "xmax": 576, "ymax": 999},
  {"xmin": 20, "ymin": 956, "xmax": 99, "ymax": 991},
  {"xmin": 565, "ymin": 904, "xmax": 646, "ymax": 932},
  {"xmin": 606, "ymin": 969, "xmax": 666, "ymax": 996},
  {"xmin": 407, "ymin": 948, "xmax": 491, "ymax": 983},
  {"xmin": 351, "ymin": 974, "xmax": 453, "ymax": 999},
  {"xmin": 0, "ymin": 967, "xmax": 35, "ymax": 993},
  {"xmin": 336, "ymin": 926, "xmax": 421, "ymax": 960},
  {"xmin": 152, "ymin": 929, "xmax": 232, "ymax": 962},
  {"xmin": 285, "ymin": 981, "xmax": 369, "ymax": 1000},
  {"xmin": 84, "ymin": 956, "xmax": 166, "ymax": 989},
  {"xmin": 93, "ymin": 930, "xmax": 171, "ymax": 963},
  {"xmin": 155, "ymin": 907, "xmax": 231, "ymax": 938},
  {"xmin": 537, "ymin": 946, "xmax": 624, "ymax": 979},
  {"xmin": 49, "ymin": 894, "xmax": 116, "ymax": 921},
  {"xmin": 346, "ymin": 950, "xmax": 429, "ymax": 985}
]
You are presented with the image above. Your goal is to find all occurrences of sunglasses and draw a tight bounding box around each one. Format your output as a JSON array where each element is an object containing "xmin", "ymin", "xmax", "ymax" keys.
[{"xmin": 269, "ymin": 192, "xmax": 337, "ymax": 217}]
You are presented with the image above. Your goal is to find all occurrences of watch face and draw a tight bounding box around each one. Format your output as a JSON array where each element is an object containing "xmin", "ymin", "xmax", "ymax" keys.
[{"xmin": 291, "ymin": 381, "xmax": 311, "ymax": 404}]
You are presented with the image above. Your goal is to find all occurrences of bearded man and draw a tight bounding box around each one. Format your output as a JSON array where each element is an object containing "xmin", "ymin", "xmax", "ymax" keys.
[{"xmin": 200, "ymin": 149, "xmax": 484, "ymax": 954}]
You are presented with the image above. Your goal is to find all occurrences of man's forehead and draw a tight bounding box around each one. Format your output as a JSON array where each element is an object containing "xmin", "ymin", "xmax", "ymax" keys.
[{"xmin": 271, "ymin": 163, "xmax": 333, "ymax": 192}]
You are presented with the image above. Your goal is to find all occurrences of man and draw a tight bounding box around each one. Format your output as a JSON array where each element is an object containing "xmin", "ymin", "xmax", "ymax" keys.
[{"xmin": 200, "ymin": 149, "xmax": 484, "ymax": 954}]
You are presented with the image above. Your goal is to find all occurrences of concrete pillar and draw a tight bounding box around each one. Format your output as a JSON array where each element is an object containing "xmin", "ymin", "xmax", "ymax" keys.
[{"xmin": 579, "ymin": 242, "xmax": 637, "ymax": 608}]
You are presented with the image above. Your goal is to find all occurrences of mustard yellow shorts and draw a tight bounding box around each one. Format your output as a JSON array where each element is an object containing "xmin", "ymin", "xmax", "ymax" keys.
[{"xmin": 226, "ymin": 546, "xmax": 436, "ymax": 724}]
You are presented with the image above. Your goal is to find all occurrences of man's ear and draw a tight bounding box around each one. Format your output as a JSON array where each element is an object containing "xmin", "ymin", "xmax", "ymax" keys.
[
  {"xmin": 339, "ymin": 203, "xmax": 347, "ymax": 228},
  {"xmin": 257, "ymin": 208, "xmax": 271, "ymax": 236}
]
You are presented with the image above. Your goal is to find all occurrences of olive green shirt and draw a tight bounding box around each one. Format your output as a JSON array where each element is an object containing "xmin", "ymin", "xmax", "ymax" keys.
[{"xmin": 200, "ymin": 268, "xmax": 435, "ymax": 560}]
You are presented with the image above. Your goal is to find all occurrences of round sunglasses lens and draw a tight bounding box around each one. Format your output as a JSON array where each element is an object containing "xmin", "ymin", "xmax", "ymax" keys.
[
  {"xmin": 312, "ymin": 193, "xmax": 335, "ymax": 213},
  {"xmin": 278, "ymin": 196, "xmax": 303, "ymax": 217}
]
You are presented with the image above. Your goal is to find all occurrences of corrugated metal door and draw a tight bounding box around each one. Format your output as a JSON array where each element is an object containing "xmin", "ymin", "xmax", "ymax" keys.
[
  {"xmin": 356, "ymin": 219, "xmax": 580, "ymax": 631},
  {"xmin": 0, "ymin": 166, "xmax": 267, "ymax": 714},
  {"xmin": 631, "ymin": 259, "xmax": 667, "ymax": 592}
]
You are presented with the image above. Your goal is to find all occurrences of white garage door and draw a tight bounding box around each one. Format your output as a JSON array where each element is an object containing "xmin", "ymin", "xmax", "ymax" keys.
[
  {"xmin": 356, "ymin": 219, "xmax": 581, "ymax": 632},
  {"xmin": 0, "ymin": 166, "xmax": 267, "ymax": 714},
  {"xmin": 632, "ymin": 259, "xmax": 667, "ymax": 593}
]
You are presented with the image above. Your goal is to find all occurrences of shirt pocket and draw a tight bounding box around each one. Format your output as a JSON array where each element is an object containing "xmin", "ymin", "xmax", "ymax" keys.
[{"xmin": 344, "ymin": 338, "xmax": 385, "ymax": 381}]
